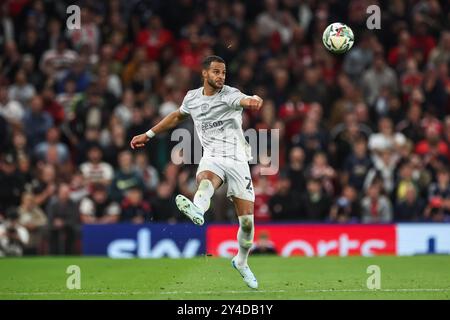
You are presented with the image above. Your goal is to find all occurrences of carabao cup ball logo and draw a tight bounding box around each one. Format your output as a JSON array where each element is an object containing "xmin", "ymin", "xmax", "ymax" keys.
[{"xmin": 322, "ymin": 22, "xmax": 354, "ymax": 54}]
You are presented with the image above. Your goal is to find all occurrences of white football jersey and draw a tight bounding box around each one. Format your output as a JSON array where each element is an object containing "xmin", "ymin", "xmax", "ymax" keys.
[{"xmin": 180, "ymin": 85, "xmax": 252, "ymax": 162}]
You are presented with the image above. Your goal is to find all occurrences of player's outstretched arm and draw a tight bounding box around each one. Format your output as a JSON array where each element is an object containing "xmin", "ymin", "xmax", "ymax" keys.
[
  {"xmin": 130, "ymin": 109, "xmax": 189, "ymax": 149},
  {"xmin": 240, "ymin": 95, "xmax": 263, "ymax": 111}
]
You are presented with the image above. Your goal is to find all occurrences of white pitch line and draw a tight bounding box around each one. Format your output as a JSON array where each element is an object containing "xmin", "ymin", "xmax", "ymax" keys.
[
  {"xmin": 0, "ymin": 290, "xmax": 286, "ymax": 296},
  {"xmin": 159, "ymin": 290, "xmax": 287, "ymax": 295},
  {"xmin": 0, "ymin": 288, "xmax": 449, "ymax": 296},
  {"xmin": 303, "ymin": 288, "xmax": 450, "ymax": 293}
]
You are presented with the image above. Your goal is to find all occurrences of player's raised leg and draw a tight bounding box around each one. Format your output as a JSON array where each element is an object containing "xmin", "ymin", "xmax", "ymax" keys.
[
  {"xmin": 176, "ymin": 170, "xmax": 222, "ymax": 226},
  {"xmin": 231, "ymin": 197, "xmax": 258, "ymax": 289}
]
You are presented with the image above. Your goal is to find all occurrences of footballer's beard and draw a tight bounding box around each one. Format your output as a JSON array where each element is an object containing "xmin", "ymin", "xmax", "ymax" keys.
[{"xmin": 207, "ymin": 77, "xmax": 224, "ymax": 90}]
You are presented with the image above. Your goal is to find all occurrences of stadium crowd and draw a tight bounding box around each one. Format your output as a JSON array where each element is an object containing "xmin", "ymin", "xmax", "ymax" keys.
[{"xmin": 0, "ymin": 0, "xmax": 449, "ymax": 255}]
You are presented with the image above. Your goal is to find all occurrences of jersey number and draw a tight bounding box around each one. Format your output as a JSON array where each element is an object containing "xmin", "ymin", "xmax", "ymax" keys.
[{"xmin": 245, "ymin": 177, "xmax": 252, "ymax": 191}]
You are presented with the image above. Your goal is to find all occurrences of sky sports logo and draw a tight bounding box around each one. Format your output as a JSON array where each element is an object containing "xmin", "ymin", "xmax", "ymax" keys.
[
  {"xmin": 82, "ymin": 224, "xmax": 206, "ymax": 258},
  {"xmin": 82, "ymin": 224, "xmax": 450, "ymax": 258}
]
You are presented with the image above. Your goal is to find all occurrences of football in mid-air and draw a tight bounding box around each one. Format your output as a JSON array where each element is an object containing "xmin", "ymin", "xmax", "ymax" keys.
[{"xmin": 322, "ymin": 22, "xmax": 354, "ymax": 54}]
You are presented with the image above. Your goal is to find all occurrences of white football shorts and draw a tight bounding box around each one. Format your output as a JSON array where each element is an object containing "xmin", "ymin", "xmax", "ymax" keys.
[{"xmin": 196, "ymin": 156, "xmax": 255, "ymax": 202}]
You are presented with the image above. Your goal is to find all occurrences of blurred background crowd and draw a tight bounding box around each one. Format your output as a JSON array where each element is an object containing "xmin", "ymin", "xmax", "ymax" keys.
[{"xmin": 0, "ymin": 0, "xmax": 449, "ymax": 256}]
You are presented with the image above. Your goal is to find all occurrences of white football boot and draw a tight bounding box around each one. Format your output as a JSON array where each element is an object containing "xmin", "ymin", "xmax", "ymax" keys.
[
  {"xmin": 231, "ymin": 256, "xmax": 258, "ymax": 289},
  {"xmin": 175, "ymin": 194, "xmax": 204, "ymax": 226}
]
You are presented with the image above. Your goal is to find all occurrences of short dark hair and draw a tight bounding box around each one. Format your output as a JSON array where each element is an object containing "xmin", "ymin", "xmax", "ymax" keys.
[{"xmin": 202, "ymin": 55, "xmax": 225, "ymax": 70}]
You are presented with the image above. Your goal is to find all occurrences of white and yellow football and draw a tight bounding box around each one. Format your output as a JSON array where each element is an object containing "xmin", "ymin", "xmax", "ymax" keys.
[{"xmin": 322, "ymin": 22, "xmax": 355, "ymax": 54}]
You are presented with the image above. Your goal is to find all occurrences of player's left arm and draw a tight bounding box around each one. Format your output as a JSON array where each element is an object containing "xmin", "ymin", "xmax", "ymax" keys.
[{"xmin": 240, "ymin": 95, "xmax": 263, "ymax": 111}]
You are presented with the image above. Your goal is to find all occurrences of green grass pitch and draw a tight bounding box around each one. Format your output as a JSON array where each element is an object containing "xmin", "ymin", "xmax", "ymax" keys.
[{"xmin": 1, "ymin": 256, "xmax": 449, "ymax": 300}]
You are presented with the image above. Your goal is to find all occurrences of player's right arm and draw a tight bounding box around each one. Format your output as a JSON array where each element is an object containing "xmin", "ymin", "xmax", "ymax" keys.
[{"xmin": 130, "ymin": 109, "xmax": 189, "ymax": 149}]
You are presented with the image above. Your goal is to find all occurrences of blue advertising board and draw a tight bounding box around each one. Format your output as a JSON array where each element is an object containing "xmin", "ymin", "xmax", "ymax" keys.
[{"xmin": 82, "ymin": 224, "xmax": 206, "ymax": 258}]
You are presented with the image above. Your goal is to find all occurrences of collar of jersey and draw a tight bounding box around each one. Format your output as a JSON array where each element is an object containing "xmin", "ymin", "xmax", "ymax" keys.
[{"xmin": 201, "ymin": 86, "xmax": 223, "ymax": 98}]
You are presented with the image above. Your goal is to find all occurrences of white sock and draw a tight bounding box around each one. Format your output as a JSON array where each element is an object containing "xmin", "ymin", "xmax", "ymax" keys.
[
  {"xmin": 236, "ymin": 214, "xmax": 254, "ymax": 266},
  {"xmin": 193, "ymin": 179, "xmax": 214, "ymax": 214}
]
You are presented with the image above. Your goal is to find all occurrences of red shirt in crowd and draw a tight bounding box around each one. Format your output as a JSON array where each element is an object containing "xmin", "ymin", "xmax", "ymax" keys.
[
  {"xmin": 415, "ymin": 140, "xmax": 450, "ymax": 161},
  {"xmin": 136, "ymin": 28, "xmax": 174, "ymax": 60}
]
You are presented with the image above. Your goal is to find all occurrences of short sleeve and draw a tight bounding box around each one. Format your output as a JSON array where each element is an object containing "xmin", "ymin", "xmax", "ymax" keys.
[
  {"xmin": 179, "ymin": 93, "xmax": 191, "ymax": 115},
  {"xmin": 227, "ymin": 87, "xmax": 249, "ymax": 109},
  {"xmin": 180, "ymin": 104, "xmax": 190, "ymax": 115}
]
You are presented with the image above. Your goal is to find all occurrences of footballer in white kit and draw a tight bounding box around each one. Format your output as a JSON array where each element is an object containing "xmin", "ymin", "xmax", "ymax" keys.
[{"xmin": 130, "ymin": 55, "xmax": 263, "ymax": 289}]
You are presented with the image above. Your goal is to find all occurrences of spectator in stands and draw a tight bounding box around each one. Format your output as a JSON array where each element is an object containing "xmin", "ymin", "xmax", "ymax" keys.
[
  {"xmin": 1, "ymin": 41, "xmax": 22, "ymax": 81},
  {"xmin": 120, "ymin": 187, "xmax": 152, "ymax": 223},
  {"xmin": 426, "ymin": 168, "xmax": 450, "ymax": 221},
  {"xmin": 56, "ymin": 78, "xmax": 78, "ymax": 121},
  {"xmin": 415, "ymin": 120, "xmax": 450, "ymax": 163},
  {"xmin": 331, "ymin": 112, "xmax": 372, "ymax": 169},
  {"xmin": 34, "ymin": 126, "xmax": 70, "ymax": 165},
  {"xmin": 102, "ymin": 121, "xmax": 128, "ymax": 167},
  {"xmin": 393, "ymin": 161, "xmax": 419, "ymax": 205},
  {"xmin": 396, "ymin": 103, "xmax": 424, "ymax": 144},
  {"xmin": 0, "ymin": 84, "xmax": 24, "ymax": 128},
  {"xmin": 269, "ymin": 171, "xmax": 301, "ymax": 221},
  {"xmin": 79, "ymin": 144, "xmax": 114, "ymax": 187},
  {"xmin": 46, "ymin": 183, "xmax": 79, "ymax": 255},
  {"xmin": 364, "ymin": 146, "xmax": 398, "ymax": 197},
  {"xmin": 0, "ymin": 153, "xmax": 25, "ymax": 212},
  {"xmin": 286, "ymin": 146, "xmax": 306, "ymax": 194},
  {"xmin": 329, "ymin": 185, "xmax": 361, "ymax": 223},
  {"xmin": 40, "ymin": 36, "xmax": 78, "ymax": 81},
  {"xmin": 79, "ymin": 184, "xmax": 120, "ymax": 224},
  {"xmin": 17, "ymin": 192, "xmax": 47, "ymax": 255},
  {"xmin": 297, "ymin": 66, "xmax": 329, "ymax": 107},
  {"xmin": 30, "ymin": 163, "xmax": 57, "ymax": 209},
  {"xmin": 17, "ymin": 154, "xmax": 33, "ymax": 187},
  {"xmin": 298, "ymin": 178, "xmax": 332, "ymax": 221},
  {"xmin": 114, "ymin": 88, "xmax": 134, "ymax": 130},
  {"xmin": 22, "ymin": 54, "xmax": 43, "ymax": 90},
  {"xmin": 369, "ymin": 117, "xmax": 406, "ymax": 157},
  {"xmin": 151, "ymin": 180, "xmax": 179, "ymax": 223},
  {"xmin": 306, "ymin": 152, "xmax": 337, "ymax": 196},
  {"xmin": 342, "ymin": 137, "xmax": 373, "ymax": 190},
  {"xmin": 109, "ymin": 150, "xmax": 146, "ymax": 202},
  {"xmin": 292, "ymin": 117, "xmax": 328, "ymax": 164},
  {"xmin": 72, "ymin": 126, "xmax": 99, "ymax": 164},
  {"xmin": 0, "ymin": 209, "xmax": 29, "ymax": 257},
  {"xmin": 10, "ymin": 130, "xmax": 29, "ymax": 161},
  {"xmin": 41, "ymin": 84, "xmax": 65, "ymax": 126},
  {"xmin": 362, "ymin": 49, "xmax": 399, "ymax": 107},
  {"xmin": 395, "ymin": 185, "xmax": 425, "ymax": 222},
  {"xmin": 136, "ymin": 15, "xmax": 174, "ymax": 61},
  {"xmin": 134, "ymin": 152, "xmax": 160, "ymax": 193},
  {"xmin": 429, "ymin": 31, "xmax": 450, "ymax": 67},
  {"xmin": 8, "ymin": 68, "xmax": 35, "ymax": 106},
  {"xmin": 444, "ymin": 116, "xmax": 450, "ymax": 148},
  {"xmin": 23, "ymin": 95, "xmax": 54, "ymax": 148},
  {"xmin": 57, "ymin": 56, "xmax": 92, "ymax": 94},
  {"xmin": 66, "ymin": 5, "xmax": 100, "ymax": 54},
  {"xmin": 343, "ymin": 31, "xmax": 375, "ymax": 81},
  {"xmin": 361, "ymin": 182, "xmax": 393, "ymax": 223}
]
